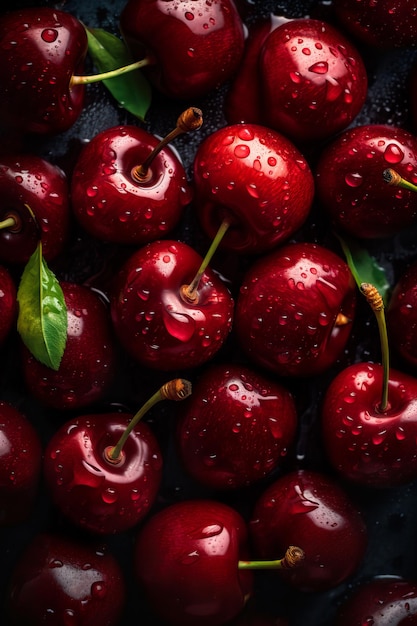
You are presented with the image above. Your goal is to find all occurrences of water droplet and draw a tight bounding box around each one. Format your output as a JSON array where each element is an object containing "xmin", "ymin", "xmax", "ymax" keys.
[
  {"xmin": 162, "ymin": 307, "xmax": 196, "ymax": 342},
  {"xmin": 185, "ymin": 11, "xmax": 194, "ymax": 20},
  {"xmin": 234, "ymin": 144, "xmax": 250, "ymax": 158},
  {"xmin": 345, "ymin": 172, "xmax": 363, "ymax": 187},
  {"xmin": 308, "ymin": 61, "xmax": 328, "ymax": 74},
  {"xmin": 41, "ymin": 28, "xmax": 58, "ymax": 43},
  {"xmin": 180, "ymin": 550, "xmax": 200, "ymax": 565},
  {"xmin": 302, "ymin": 47, "xmax": 311, "ymax": 55},
  {"xmin": 102, "ymin": 487, "xmax": 118, "ymax": 504},
  {"xmin": 91, "ymin": 581, "xmax": 107, "ymax": 598},
  {"xmin": 246, "ymin": 183, "xmax": 259, "ymax": 198},
  {"xmin": 384, "ymin": 143, "xmax": 404, "ymax": 164},
  {"xmin": 289, "ymin": 71, "xmax": 301, "ymax": 83}
]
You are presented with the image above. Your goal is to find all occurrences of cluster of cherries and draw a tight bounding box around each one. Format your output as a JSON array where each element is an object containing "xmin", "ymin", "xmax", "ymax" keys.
[{"xmin": 2, "ymin": 0, "xmax": 417, "ymax": 624}]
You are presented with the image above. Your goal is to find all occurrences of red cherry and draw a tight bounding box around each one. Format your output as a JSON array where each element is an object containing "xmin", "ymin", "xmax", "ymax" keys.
[
  {"xmin": 0, "ymin": 265, "xmax": 17, "ymax": 347},
  {"xmin": 6, "ymin": 532, "xmax": 126, "ymax": 625},
  {"xmin": 110, "ymin": 239, "xmax": 234, "ymax": 371},
  {"xmin": 387, "ymin": 260, "xmax": 417, "ymax": 370},
  {"xmin": 315, "ymin": 124, "xmax": 417, "ymax": 239},
  {"xmin": 249, "ymin": 469, "xmax": 367, "ymax": 592},
  {"xmin": 321, "ymin": 361, "xmax": 417, "ymax": 488},
  {"xmin": 177, "ymin": 362, "xmax": 298, "ymax": 489},
  {"xmin": 259, "ymin": 18, "xmax": 368, "ymax": 143},
  {"xmin": 134, "ymin": 499, "xmax": 254, "ymax": 625},
  {"xmin": 336, "ymin": 576, "xmax": 417, "ymax": 625},
  {"xmin": 0, "ymin": 8, "xmax": 87, "ymax": 136},
  {"xmin": 0, "ymin": 154, "xmax": 70, "ymax": 264},
  {"xmin": 21, "ymin": 282, "xmax": 116, "ymax": 410},
  {"xmin": 0, "ymin": 401, "xmax": 42, "ymax": 526},
  {"xmin": 119, "ymin": 0, "xmax": 245, "ymax": 100},
  {"xmin": 234, "ymin": 241, "xmax": 357, "ymax": 377}
]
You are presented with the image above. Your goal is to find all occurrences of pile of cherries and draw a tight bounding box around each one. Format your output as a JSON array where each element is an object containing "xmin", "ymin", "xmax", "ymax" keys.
[{"xmin": 2, "ymin": 0, "xmax": 417, "ymax": 624}]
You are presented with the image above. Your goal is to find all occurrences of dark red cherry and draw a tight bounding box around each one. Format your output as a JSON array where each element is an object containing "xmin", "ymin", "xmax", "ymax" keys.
[
  {"xmin": 387, "ymin": 260, "xmax": 417, "ymax": 371},
  {"xmin": 0, "ymin": 265, "xmax": 17, "ymax": 347}
]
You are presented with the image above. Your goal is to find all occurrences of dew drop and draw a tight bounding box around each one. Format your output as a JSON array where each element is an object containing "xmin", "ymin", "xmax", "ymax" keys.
[
  {"xmin": 41, "ymin": 28, "xmax": 58, "ymax": 43},
  {"xmin": 101, "ymin": 487, "xmax": 118, "ymax": 504},
  {"xmin": 234, "ymin": 144, "xmax": 250, "ymax": 158},
  {"xmin": 345, "ymin": 172, "xmax": 363, "ymax": 187},
  {"xmin": 384, "ymin": 143, "xmax": 404, "ymax": 164},
  {"xmin": 185, "ymin": 11, "xmax": 194, "ymax": 20},
  {"xmin": 91, "ymin": 581, "xmax": 107, "ymax": 599},
  {"xmin": 308, "ymin": 61, "xmax": 328, "ymax": 74}
]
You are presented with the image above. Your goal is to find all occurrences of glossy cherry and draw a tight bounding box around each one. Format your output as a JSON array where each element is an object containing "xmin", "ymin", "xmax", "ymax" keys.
[
  {"xmin": 234, "ymin": 241, "xmax": 357, "ymax": 378},
  {"xmin": 193, "ymin": 123, "xmax": 314, "ymax": 254},
  {"xmin": 258, "ymin": 17, "xmax": 368, "ymax": 144},
  {"xmin": 0, "ymin": 8, "xmax": 88, "ymax": 136},
  {"xmin": 0, "ymin": 401, "xmax": 42, "ymax": 526},
  {"xmin": 119, "ymin": 0, "xmax": 245, "ymax": 100},
  {"xmin": 6, "ymin": 532, "xmax": 126, "ymax": 625},
  {"xmin": 315, "ymin": 124, "xmax": 417, "ymax": 239},
  {"xmin": 249, "ymin": 469, "xmax": 368, "ymax": 592},
  {"xmin": 0, "ymin": 153, "xmax": 70, "ymax": 264},
  {"xmin": 71, "ymin": 108, "xmax": 201, "ymax": 245},
  {"xmin": 177, "ymin": 362, "xmax": 298, "ymax": 489},
  {"xmin": 110, "ymin": 239, "xmax": 234, "ymax": 371},
  {"xmin": 0, "ymin": 265, "xmax": 17, "ymax": 347},
  {"xmin": 21, "ymin": 281, "xmax": 116, "ymax": 410},
  {"xmin": 387, "ymin": 260, "xmax": 417, "ymax": 371}
]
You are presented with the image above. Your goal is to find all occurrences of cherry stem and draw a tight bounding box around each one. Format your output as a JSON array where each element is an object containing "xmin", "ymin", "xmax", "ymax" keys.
[
  {"xmin": 106, "ymin": 378, "xmax": 192, "ymax": 462},
  {"xmin": 238, "ymin": 546, "xmax": 305, "ymax": 571},
  {"xmin": 131, "ymin": 107, "xmax": 203, "ymax": 183},
  {"xmin": 360, "ymin": 283, "xmax": 389, "ymax": 412},
  {"xmin": 71, "ymin": 57, "xmax": 152, "ymax": 86},
  {"xmin": 181, "ymin": 218, "xmax": 230, "ymax": 304},
  {"xmin": 0, "ymin": 216, "xmax": 17, "ymax": 230},
  {"xmin": 383, "ymin": 168, "xmax": 417, "ymax": 193}
]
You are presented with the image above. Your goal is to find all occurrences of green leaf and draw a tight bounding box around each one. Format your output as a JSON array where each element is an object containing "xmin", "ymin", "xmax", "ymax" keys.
[
  {"xmin": 335, "ymin": 233, "xmax": 390, "ymax": 305},
  {"xmin": 17, "ymin": 242, "xmax": 67, "ymax": 371},
  {"xmin": 86, "ymin": 27, "xmax": 151, "ymax": 121}
]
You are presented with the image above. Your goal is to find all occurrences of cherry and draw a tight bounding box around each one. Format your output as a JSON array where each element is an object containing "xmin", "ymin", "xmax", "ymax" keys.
[
  {"xmin": 0, "ymin": 153, "xmax": 70, "ymax": 264},
  {"xmin": 193, "ymin": 123, "xmax": 314, "ymax": 255},
  {"xmin": 0, "ymin": 400, "xmax": 42, "ymax": 526},
  {"xmin": 21, "ymin": 281, "xmax": 116, "ymax": 410},
  {"xmin": 44, "ymin": 378, "xmax": 191, "ymax": 535},
  {"xmin": 234, "ymin": 241, "xmax": 357, "ymax": 378},
  {"xmin": 6, "ymin": 532, "xmax": 126, "ymax": 625},
  {"xmin": 110, "ymin": 238, "xmax": 234, "ymax": 371},
  {"xmin": 177, "ymin": 362, "xmax": 298, "ymax": 490},
  {"xmin": 336, "ymin": 576, "xmax": 417, "ymax": 625},
  {"xmin": 249, "ymin": 469, "xmax": 368, "ymax": 592},
  {"xmin": 315, "ymin": 124, "xmax": 417, "ymax": 239},
  {"xmin": 258, "ymin": 17, "xmax": 368, "ymax": 144},
  {"xmin": 71, "ymin": 108, "xmax": 201, "ymax": 245},
  {"xmin": 387, "ymin": 260, "xmax": 417, "ymax": 371},
  {"xmin": 0, "ymin": 265, "xmax": 17, "ymax": 347},
  {"xmin": 119, "ymin": 0, "xmax": 245, "ymax": 100}
]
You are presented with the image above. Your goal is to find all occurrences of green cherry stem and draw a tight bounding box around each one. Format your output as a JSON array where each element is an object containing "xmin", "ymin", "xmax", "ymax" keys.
[
  {"xmin": 360, "ymin": 283, "xmax": 390, "ymax": 412},
  {"xmin": 71, "ymin": 57, "xmax": 152, "ymax": 86},
  {"xmin": 180, "ymin": 218, "xmax": 231, "ymax": 304},
  {"xmin": 383, "ymin": 168, "xmax": 417, "ymax": 193},
  {"xmin": 238, "ymin": 546, "xmax": 305, "ymax": 571},
  {"xmin": 104, "ymin": 378, "xmax": 192, "ymax": 464},
  {"xmin": 0, "ymin": 215, "xmax": 18, "ymax": 231}
]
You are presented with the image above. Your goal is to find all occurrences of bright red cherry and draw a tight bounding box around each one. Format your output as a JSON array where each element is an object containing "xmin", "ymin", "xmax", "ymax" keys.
[
  {"xmin": 110, "ymin": 239, "xmax": 234, "ymax": 371},
  {"xmin": 0, "ymin": 8, "xmax": 88, "ymax": 136},
  {"xmin": 315, "ymin": 124, "xmax": 417, "ymax": 239},
  {"xmin": 193, "ymin": 123, "xmax": 314, "ymax": 254},
  {"xmin": 259, "ymin": 18, "xmax": 368, "ymax": 144},
  {"xmin": 0, "ymin": 154, "xmax": 70, "ymax": 264},
  {"xmin": 177, "ymin": 362, "xmax": 298, "ymax": 489},
  {"xmin": 234, "ymin": 241, "xmax": 357, "ymax": 377},
  {"xmin": 134, "ymin": 498, "xmax": 254, "ymax": 625},
  {"xmin": 21, "ymin": 281, "xmax": 116, "ymax": 410},
  {"xmin": 249, "ymin": 469, "xmax": 368, "ymax": 592},
  {"xmin": 119, "ymin": 0, "xmax": 245, "ymax": 100},
  {"xmin": 0, "ymin": 265, "xmax": 17, "ymax": 347},
  {"xmin": 6, "ymin": 532, "xmax": 126, "ymax": 625},
  {"xmin": 0, "ymin": 401, "xmax": 42, "ymax": 526},
  {"xmin": 387, "ymin": 260, "xmax": 417, "ymax": 370}
]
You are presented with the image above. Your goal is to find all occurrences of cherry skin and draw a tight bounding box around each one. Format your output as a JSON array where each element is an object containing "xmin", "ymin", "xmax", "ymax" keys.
[
  {"xmin": 110, "ymin": 239, "xmax": 234, "ymax": 371},
  {"xmin": 0, "ymin": 265, "xmax": 17, "ymax": 347},
  {"xmin": 177, "ymin": 362, "xmax": 298, "ymax": 490},
  {"xmin": 249, "ymin": 469, "xmax": 367, "ymax": 592},
  {"xmin": 0, "ymin": 8, "xmax": 87, "ymax": 136},
  {"xmin": 119, "ymin": 0, "xmax": 245, "ymax": 100},
  {"xmin": 258, "ymin": 18, "xmax": 368, "ymax": 144},
  {"xmin": 71, "ymin": 124, "xmax": 192, "ymax": 245},
  {"xmin": 134, "ymin": 498, "xmax": 253, "ymax": 625},
  {"xmin": 6, "ymin": 532, "xmax": 126, "ymax": 625},
  {"xmin": 336, "ymin": 576, "xmax": 417, "ymax": 625},
  {"xmin": 387, "ymin": 260, "xmax": 417, "ymax": 371},
  {"xmin": 234, "ymin": 241, "xmax": 357, "ymax": 378},
  {"xmin": 0, "ymin": 401, "xmax": 42, "ymax": 526},
  {"xmin": 21, "ymin": 281, "xmax": 116, "ymax": 410},
  {"xmin": 315, "ymin": 124, "xmax": 417, "ymax": 239},
  {"xmin": 193, "ymin": 123, "xmax": 314, "ymax": 255},
  {"xmin": 321, "ymin": 361, "xmax": 417, "ymax": 488},
  {"xmin": 0, "ymin": 153, "xmax": 70, "ymax": 264},
  {"xmin": 43, "ymin": 411, "xmax": 162, "ymax": 535}
]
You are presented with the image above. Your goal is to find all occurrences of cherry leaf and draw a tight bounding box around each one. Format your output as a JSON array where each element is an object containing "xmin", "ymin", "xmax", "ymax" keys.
[
  {"xmin": 86, "ymin": 27, "xmax": 151, "ymax": 121},
  {"xmin": 17, "ymin": 242, "xmax": 67, "ymax": 371},
  {"xmin": 336, "ymin": 233, "xmax": 390, "ymax": 304}
]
